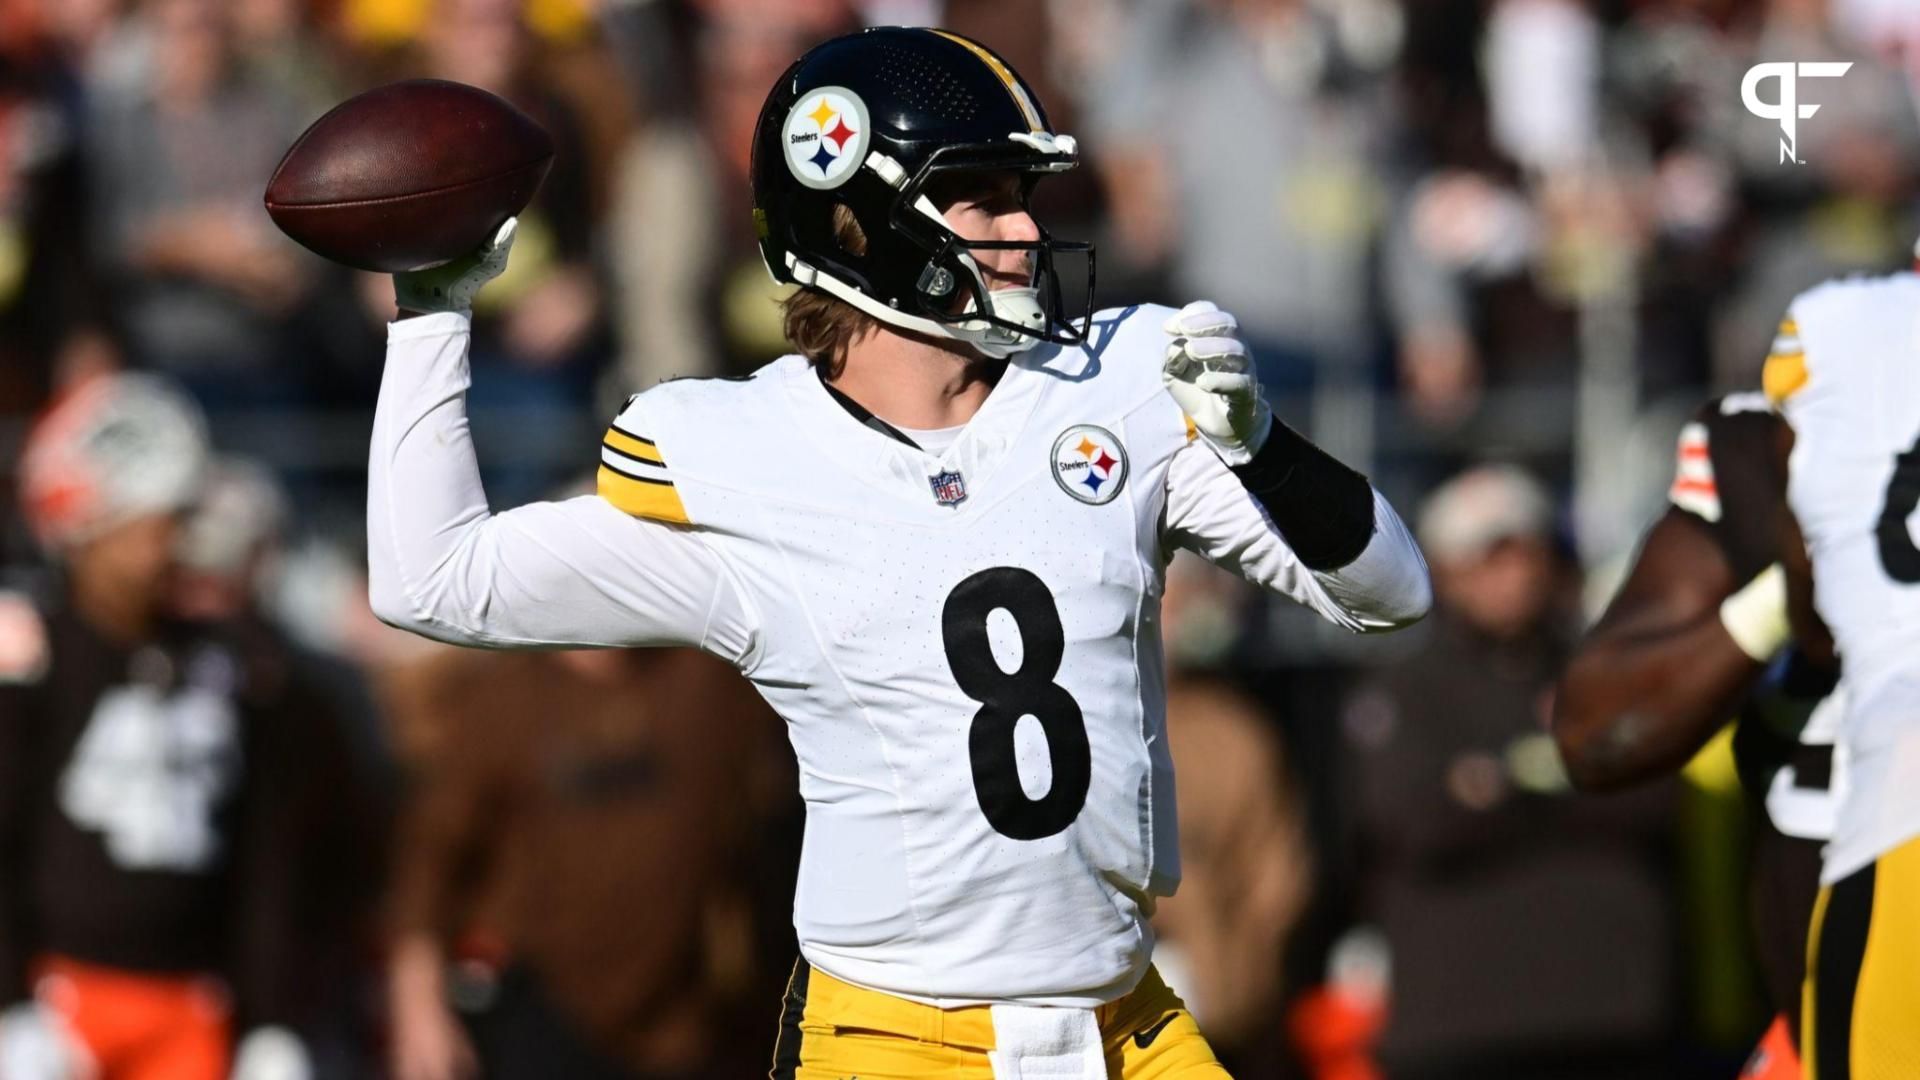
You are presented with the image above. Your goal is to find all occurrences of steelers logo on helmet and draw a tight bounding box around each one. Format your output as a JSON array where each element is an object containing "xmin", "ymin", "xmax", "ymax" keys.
[
  {"xmin": 1052, "ymin": 425, "xmax": 1129, "ymax": 505},
  {"xmin": 783, "ymin": 87, "xmax": 871, "ymax": 191}
]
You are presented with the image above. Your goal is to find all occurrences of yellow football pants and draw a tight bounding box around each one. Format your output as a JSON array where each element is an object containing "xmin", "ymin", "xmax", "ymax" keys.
[
  {"xmin": 769, "ymin": 961, "xmax": 1233, "ymax": 1079},
  {"xmin": 1803, "ymin": 833, "xmax": 1920, "ymax": 1079}
]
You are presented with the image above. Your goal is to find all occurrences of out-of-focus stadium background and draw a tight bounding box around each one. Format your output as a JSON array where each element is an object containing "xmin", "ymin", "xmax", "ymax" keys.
[{"xmin": 2, "ymin": 0, "xmax": 1917, "ymax": 1076}]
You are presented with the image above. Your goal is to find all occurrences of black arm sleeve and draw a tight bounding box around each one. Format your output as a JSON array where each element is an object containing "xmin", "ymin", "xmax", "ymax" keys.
[{"xmin": 1229, "ymin": 421, "xmax": 1377, "ymax": 571}]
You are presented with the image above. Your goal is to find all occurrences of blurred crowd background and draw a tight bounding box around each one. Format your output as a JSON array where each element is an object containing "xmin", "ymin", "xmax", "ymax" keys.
[{"xmin": 3, "ymin": 0, "xmax": 1919, "ymax": 1076}]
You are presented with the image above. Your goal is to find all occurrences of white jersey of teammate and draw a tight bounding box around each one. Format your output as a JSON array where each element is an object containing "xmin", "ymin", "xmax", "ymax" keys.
[
  {"xmin": 368, "ymin": 303, "xmax": 1427, "ymax": 1007},
  {"xmin": 1771, "ymin": 272, "xmax": 1920, "ymax": 882}
]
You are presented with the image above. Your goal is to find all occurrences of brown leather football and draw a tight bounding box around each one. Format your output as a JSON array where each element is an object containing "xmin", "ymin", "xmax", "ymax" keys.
[{"xmin": 264, "ymin": 79, "xmax": 553, "ymax": 273}]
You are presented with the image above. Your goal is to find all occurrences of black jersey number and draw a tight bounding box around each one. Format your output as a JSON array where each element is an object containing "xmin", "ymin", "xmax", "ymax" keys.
[
  {"xmin": 941, "ymin": 567, "xmax": 1091, "ymax": 840},
  {"xmin": 1877, "ymin": 434, "xmax": 1920, "ymax": 582}
]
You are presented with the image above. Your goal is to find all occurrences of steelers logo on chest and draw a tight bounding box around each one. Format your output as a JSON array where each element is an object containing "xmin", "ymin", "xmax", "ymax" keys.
[
  {"xmin": 783, "ymin": 87, "xmax": 871, "ymax": 191},
  {"xmin": 1051, "ymin": 425, "xmax": 1130, "ymax": 505}
]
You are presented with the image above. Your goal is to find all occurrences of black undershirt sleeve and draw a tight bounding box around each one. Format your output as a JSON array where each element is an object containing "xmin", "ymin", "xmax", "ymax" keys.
[{"xmin": 1228, "ymin": 421, "xmax": 1376, "ymax": 571}]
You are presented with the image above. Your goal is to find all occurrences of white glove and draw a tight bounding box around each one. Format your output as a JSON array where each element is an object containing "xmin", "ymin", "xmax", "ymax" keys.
[
  {"xmin": 393, "ymin": 218, "xmax": 517, "ymax": 315},
  {"xmin": 1161, "ymin": 301, "xmax": 1273, "ymax": 466},
  {"xmin": 0, "ymin": 1002, "xmax": 88, "ymax": 1080},
  {"xmin": 231, "ymin": 1025, "xmax": 311, "ymax": 1080}
]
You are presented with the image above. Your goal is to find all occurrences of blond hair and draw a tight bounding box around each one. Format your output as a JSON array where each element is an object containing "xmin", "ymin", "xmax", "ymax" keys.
[{"xmin": 781, "ymin": 204, "xmax": 880, "ymax": 379}]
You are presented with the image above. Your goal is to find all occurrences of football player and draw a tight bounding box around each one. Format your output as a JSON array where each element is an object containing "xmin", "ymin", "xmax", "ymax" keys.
[
  {"xmin": 1767, "ymin": 273, "xmax": 1920, "ymax": 1080},
  {"xmin": 0, "ymin": 374, "xmax": 331, "ymax": 1080},
  {"xmin": 1553, "ymin": 393, "xmax": 1839, "ymax": 1079},
  {"xmin": 367, "ymin": 27, "xmax": 1429, "ymax": 1079}
]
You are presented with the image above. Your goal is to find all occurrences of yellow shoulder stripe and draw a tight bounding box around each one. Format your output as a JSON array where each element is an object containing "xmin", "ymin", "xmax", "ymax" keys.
[
  {"xmin": 1182, "ymin": 413, "xmax": 1198, "ymax": 444},
  {"xmin": 1762, "ymin": 312, "xmax": 1808, "ymax": 405},
  {"xmin": 1763, "ymin": 350, "xmax": 1808, "ymax": 405},
  {"xmin": 930, "ymin": 30, "xmax": 1043, "ymax": 132},
  {"xmin": 597, "ymin": 466, "xmax": 690, "ymax": 524},
  {"xmin": 604, "ymin": 427, "xmax": 664, "ymax": 465}
]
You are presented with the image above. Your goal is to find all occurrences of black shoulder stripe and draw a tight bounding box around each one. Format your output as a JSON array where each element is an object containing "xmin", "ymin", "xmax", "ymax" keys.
[
  {"xmin": 609, "ymin": 421, "xmax": 656, "ymax": 446},
  {"xmin": 602, "ymin": 442, "xmax": 665, "ymax": 470}
]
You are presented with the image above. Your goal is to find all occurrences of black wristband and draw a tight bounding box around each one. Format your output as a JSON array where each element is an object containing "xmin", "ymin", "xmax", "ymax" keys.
[{"xmin": 1230, "ymin": 422, "xmax": 1376, "ymax": 571}]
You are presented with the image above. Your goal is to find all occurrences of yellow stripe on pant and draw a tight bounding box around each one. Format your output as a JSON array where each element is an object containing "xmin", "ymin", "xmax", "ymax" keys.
[
  {"xmin": 1804, "ymin": 833, "xmax": 1920, "ymax": 1079},
  {"xmin": 770, "ymin": 962, "xmax": 1232, "ymax": 1079}
]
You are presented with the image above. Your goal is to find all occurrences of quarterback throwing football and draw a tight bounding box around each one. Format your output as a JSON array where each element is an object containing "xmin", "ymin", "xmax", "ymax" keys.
[{"xmin": 369, "ymin": 28, "xmax": 1429, "ymax": 1080}]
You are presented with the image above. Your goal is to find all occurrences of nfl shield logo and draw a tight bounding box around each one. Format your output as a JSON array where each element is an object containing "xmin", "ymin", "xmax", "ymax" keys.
[{"xmin": 928, "ymin": 469, "xmax": 968, "ymax": 507}]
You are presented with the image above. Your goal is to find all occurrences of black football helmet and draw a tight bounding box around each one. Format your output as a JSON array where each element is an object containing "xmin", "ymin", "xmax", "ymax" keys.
[{"xmin": 750, "ymin": 27, "xmax": 1094, "ymax": 359}]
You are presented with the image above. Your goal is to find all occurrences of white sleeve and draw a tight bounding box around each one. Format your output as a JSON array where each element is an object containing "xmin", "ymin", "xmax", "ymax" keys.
[
  {"xmin": 1163, "ymin": 440, "xmax": 1430, "ymax": 632},
  {"xmin": 367, "ymin": 313, "xmax": 757, "ymax": 662}
]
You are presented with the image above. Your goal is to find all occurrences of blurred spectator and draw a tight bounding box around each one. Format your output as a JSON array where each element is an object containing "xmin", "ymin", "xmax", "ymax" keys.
[
  {"xmin": 1154, "ymin": 552, "xmax": 1312, "ymax": 1076},
  {"xmin": 0, "ymin": 373, "xmax": 374, "ymax": 1080},
  {"xmin": 1483, "ymin": 0, "xmax": 1601, "ymax": 177},
  {"xmin": 172, "ymin": 456, "xmax": 398, "ymax": 1076},
  {"xmin": 39, "ymin": 0, "xmax": 126, "ymax": 75},
  {"xmin": 1381, "ymin": 166, "xmax": 1544, "ymax": 433},
  {"xmin": 83, "ymin": 0, "xmax": 315, "ymax": 415},
  {"xmin": 1710, "ymin": 0, "xmax": 1920, "ymax": 389},
  {"xmin": 0, "ymin": 1, "xmax": 92, "ymax": 418},
  {"xmin": 605, "ymin": 0, "xmax": 858, "ymax": 392},
  {"xmin": 1341, "ymin": 464, "xmax": 1679, "ymax": 1079},
  {"xmin": 171, "ymin": 458, "xmax": 291, "ymax": 626},
  {"xmin": 381, "ymin": 643, "xmax": 791, "ymax": 1080},
  {"xmin": 1081, "ymin": 0, "xmax": 1400, "ymax": 413},
  {"xmin": 1379, "ymin": 0, "xmax": 1634, "ymax": 460},
  {"xmin": 228, "ymin": 0, "xmax": 347, "ymax": 113}
]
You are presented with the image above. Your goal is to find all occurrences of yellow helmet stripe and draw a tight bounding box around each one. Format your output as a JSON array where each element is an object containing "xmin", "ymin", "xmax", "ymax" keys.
[{"xmin": 930, "ymin": 30, "xmax": 1043, "ymax": 133}]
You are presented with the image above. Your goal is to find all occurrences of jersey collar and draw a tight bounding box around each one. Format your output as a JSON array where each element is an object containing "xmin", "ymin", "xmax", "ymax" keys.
[
  {"xmin": 785, "ymin": 354, "xmax": 1051, "ymax": 518},
  {"xmin": 818, "ymin": 373, "xmax": 922, "ymax": 450}
]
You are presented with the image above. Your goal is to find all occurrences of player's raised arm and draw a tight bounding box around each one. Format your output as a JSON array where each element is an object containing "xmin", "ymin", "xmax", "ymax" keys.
[
  {"xmin": 1160, "ymin": 302, "xmax": 1430, "ymax": 632},
  {"xmin": 1553, "ymin": 399, "xmax": 1800, "ymax": 791},
  {"xmin": 1554, "ymin": 516, "xmax": 1779, "ymax": 791},
  {"xmin": 368, "ymin": 222, "xmax": 754, "ymax": 659}
]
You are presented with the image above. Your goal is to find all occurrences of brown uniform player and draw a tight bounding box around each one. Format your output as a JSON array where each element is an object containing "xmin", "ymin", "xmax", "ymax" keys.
[
  {"xmin": 1555, "ymin": 393, "xmax": 1836, "ymax": 1078},
  {"xmin": 0, "ymin": 374, "xmax": 365, "ymax": 1080}
]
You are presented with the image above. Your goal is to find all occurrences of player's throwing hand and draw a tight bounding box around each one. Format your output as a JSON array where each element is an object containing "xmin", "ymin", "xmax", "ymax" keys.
[
  {"xmin": 394, "ymin": 218, "xmax": 518, "ymax": 316},
  {"xmin": 1161, "ymin": 301, "xmax": 1273, "ymax": 466}
]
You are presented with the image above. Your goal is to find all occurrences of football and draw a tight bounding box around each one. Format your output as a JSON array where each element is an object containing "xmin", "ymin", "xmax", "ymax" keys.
[{"xmin": 264, "ymin": 79, "xmax": 553, "ymax": 273}]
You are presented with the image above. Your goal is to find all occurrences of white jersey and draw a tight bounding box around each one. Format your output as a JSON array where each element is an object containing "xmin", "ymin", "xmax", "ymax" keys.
[
  {"xmin": 368, "ymin": 305, "xmax": 1428, "ymax": 1006},
  {"xmin": 1771, "ymin": 273, "xmax": 1920, "ymax": 881}
]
